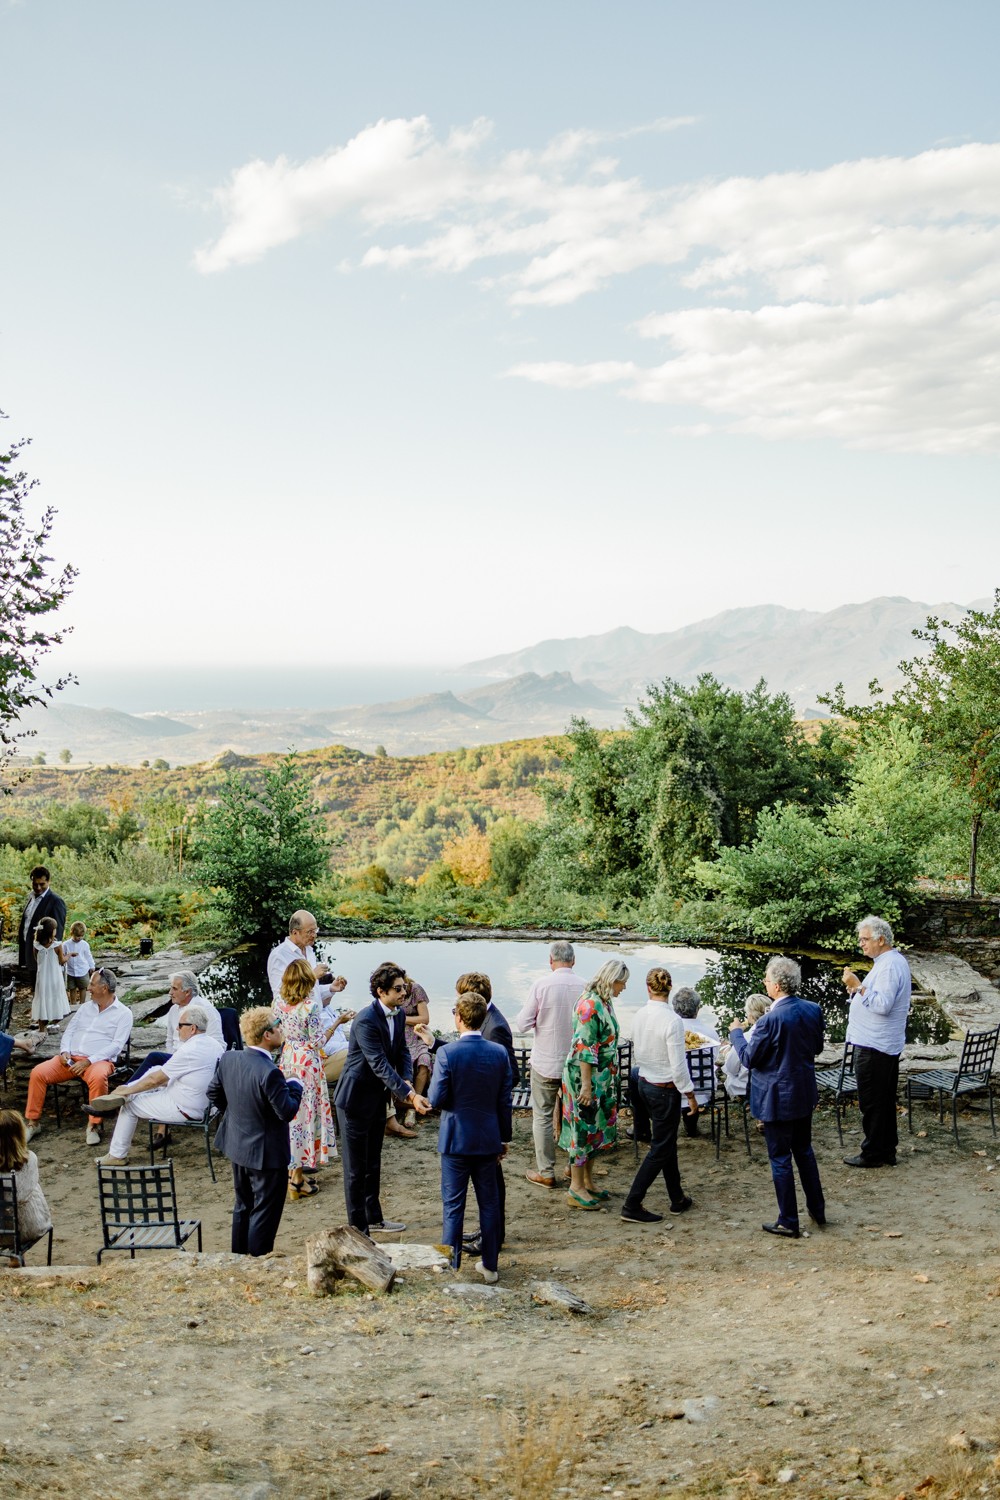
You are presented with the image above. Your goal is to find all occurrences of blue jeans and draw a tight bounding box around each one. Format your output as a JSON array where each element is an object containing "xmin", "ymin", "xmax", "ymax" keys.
[{"xmin": 763, "ymin": 1115, "xmax": 825, "ymax": 1230}]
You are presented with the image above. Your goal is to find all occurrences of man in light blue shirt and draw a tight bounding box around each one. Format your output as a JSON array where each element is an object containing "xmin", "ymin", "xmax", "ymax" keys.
[{"xmin": 842, "ymin": 915, "xmax": 911, "ymax": 1169}]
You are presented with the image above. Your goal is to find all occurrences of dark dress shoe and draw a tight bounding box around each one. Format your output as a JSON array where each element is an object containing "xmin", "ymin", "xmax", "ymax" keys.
[
  {"xmin": 843, "ymin": 1154, "xmax": 884, "ymax": 1168},
  {"xmin": 669, "ymin": 1196, "xmax": 694, "ymax": 1214},
  {"xmin": 762, "ymin": 1221, "xmax": 800, "ymax": 1238},
  {"xmin": 620, "ymin": 1205, "xmax": 663, "ymax": 1224},
  {"xmin": 462, "ymin": 1233, "xmax": 483, "ymax": 1254}
]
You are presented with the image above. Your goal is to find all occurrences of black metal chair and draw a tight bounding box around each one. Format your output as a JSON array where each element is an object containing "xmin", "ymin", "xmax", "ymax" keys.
[
  {"xmin": 0, "ymin": 977, "xmax": 15, "ymax": 1090},
  {"xmin": 96, "ymin": 1160, "xmax": 202, "ymax": 1262},
  {"xmin": 906, "ymin": 1024, "xmax": 1000, "ymax": 1146},
  {"xmin": 147, "ymin": 1105, "xmax": 221, "ymax": 1182},
  {"xmin": 685, "ymin": 1046, "xmax": 721, "ymax": 1158},
  {"xmin": 721, "ymin": 1069, "xmax": 754, "ymax": 1159},
  {"xmin": 54, "ymin": 1038, "xmax": 132, "ymax": 1128},
  {"xmin": 0, "ymin": 1170, "xmax": 53, "ymax": 1266},
  {"xmin": 615, "ymin": 1038, "xmax": 633, "ymax": 1115},
  {"xmin": 815, "ymin": 1043, "xmax": 860, "ymax": 1146},
  {"xmin": 510, "ymin": 1046, "xmax": 532, "ymax": 1110}
]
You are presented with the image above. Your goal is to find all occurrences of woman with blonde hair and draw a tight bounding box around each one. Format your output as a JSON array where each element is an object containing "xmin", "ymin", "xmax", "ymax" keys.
[
  {"xmin": 276, "ymin": 958, "xmax": 333, "ymax": 1200},
  {"xmin": 558, "ymin": 958, "xmax": 628, "ymax": 1210},
  {"xmin": 721, "ymin": 994, "xmax": 771, "ymax": 1099},
  {"xmin": 0, "ymin": 1108, "xmax": 52, "ymax": 1259}
]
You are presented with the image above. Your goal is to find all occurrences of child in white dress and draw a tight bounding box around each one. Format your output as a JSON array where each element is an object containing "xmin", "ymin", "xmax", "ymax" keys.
[{"xmin": 32, "ymin": 916, "xmax": 70, "ymax": 1032}]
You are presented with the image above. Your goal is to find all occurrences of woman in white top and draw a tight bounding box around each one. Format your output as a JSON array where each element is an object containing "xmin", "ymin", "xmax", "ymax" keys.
[
  {"xmin": 720, "ymin": 994, "xmax": 771, "ymax": 1099},
  {"xmin": 0, "ymin": 1107, "xmax": 53, "ymax": 1254},
  {"xmin": 31, "ymin": 916, "xmax": 70, "ymax": 1031}
]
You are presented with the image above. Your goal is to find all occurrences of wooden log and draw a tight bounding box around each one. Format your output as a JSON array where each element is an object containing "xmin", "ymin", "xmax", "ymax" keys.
[{"xmin": 306, "ymin": 1226, "xmax": 396, "ymax": 1295}]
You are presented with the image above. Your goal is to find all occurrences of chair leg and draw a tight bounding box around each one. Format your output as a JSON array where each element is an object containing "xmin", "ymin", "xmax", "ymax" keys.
[
  {"xmin": 952, "ymin": 1093, "xmax": 960, "ymax": 1147},
  {"xmin": 906, "ymin": 1085, "xmax": 912, "ymax": 1134},
  {"xmin": 205, "ymin": 1128, "xmax": 216, "ymax": 1183},
  {"xmin": 835, "ymin": 1098, "xmax": 844, "ymax": 1147},
  {"xmin": 45, "ymin": 1227, "xmax": 53, "ymax": 1266},
  {"xmin": 742, "ymin": 1100, "xmax": 752, "ymax": 1159},
  {"xmin": 990, "ymin": 1083, "xmax": 997, "ymax": 1138}
]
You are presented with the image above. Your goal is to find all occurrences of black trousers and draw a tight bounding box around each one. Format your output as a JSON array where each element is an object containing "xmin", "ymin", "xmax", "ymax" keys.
[
  {"xmin": 762, "ymin": 1115, "xmax": 825, "ymax": 1230},
  {"xmin": 623, "ymin": 1080, "xmax": 686, "ymax": 1211},
  {"xmin": 231, "ymin": 1164, "xmax": 287, "ymax": 1256},
  {"xmin": 854, "ymin": 1045, "xmax": 900, "ymax": 1164},
  {"xmin": 628, "ymin": 1067, "xmax": 652, "ymax": 1142},
  {"xmin": 337, "ymin": 1105, "xmax": 387, "ymax": 1231}
]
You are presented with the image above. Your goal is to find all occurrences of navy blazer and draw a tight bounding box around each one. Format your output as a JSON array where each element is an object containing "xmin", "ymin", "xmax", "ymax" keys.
[
  {"xmin": 481, "ymin": 1002, "xmax": 520, "ymax": 1088},
  {"xmin": 730, "ymin": 996, "xmax": 823, "ymax": 1123},
  {"xmin": 333, "ymin": 1000, "xmax": 413, "ymax": 1119},
  {"xmin": 18, "ymin": 887, "xmax": 67, "ymax": 968},
  {"xmin": 207, "ymin": 1047, "xmax": 304, "ymax": 1171},
  {"xmin": 428, "ymin": 1033, "xmax": 513, "ymax": 1156}
]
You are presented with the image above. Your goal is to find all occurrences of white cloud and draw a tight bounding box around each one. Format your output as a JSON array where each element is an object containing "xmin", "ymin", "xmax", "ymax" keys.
[{"xmin": 195, "ymin": 123, "xmax": 1000, "ymax": 453}]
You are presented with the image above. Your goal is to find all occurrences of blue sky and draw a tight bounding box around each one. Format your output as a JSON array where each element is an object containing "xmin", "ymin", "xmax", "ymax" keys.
[{"xmin": 3, "ymin": 1, "xmax": 999, "ymax": 681}]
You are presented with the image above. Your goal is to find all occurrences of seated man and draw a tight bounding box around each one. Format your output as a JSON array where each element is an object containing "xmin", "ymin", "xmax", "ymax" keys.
[
  {"xmin": 91, "ymin": 1006, "xmax": 225, "ymax": 1164},
  {"xmin": 127, "ymin": 970, "xmax": 223, "ymax": 1084},
  {"xmin": 671, "ymin": 986, "xmax": 720, "ymax": 1138},
  {"xmin": 25, "ymin": 968, "xmax": 132, "ymax": 1147}
]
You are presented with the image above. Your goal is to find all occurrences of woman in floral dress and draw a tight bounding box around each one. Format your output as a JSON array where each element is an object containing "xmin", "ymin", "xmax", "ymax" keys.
[
  {"xmin": 558, "ymin": 959, "xmax": 629, "ymax": 1210},
  {"xmin": 275, "ymin": 958, "xmax": 334, "ymax": 1200}
]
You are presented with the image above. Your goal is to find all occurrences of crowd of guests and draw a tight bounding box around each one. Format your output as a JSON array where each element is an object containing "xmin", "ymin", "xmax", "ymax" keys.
[{"xmin": 2, "ymin": 878, "xmax": 912, "ymax": 1272}]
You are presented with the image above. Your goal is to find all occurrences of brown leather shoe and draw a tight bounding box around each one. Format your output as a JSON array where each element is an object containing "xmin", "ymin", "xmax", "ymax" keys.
[
  {"xmin": 385, "ymin": 1119, "xmax": 418, "ymax": 1139},
  {"xmin": 525, "ymin": 1169, "xmax": 556, "ymax": 1188}
]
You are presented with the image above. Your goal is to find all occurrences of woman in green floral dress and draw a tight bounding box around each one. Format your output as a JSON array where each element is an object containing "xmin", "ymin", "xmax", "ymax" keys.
[{"xmin": 558, "ymin": 959, "xmax": 629, "ymax": 1209}]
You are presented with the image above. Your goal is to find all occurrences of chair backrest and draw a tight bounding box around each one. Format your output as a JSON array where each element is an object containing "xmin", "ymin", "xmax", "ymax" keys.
[
  {"xmin": 0, "ymin": 1170, "xmax": 24, "ymax": 1258},
  {"xmin": 218, "ymin": 1007, "xmax": 243, "ymax": 1050},
  {"xmin": 617, "ymin": 1038, "xmax": 633, "ymax": 1076},
  {"xmin": 0, "ymin": 978, "xmax": 15, "ymax": 1035},
  {"xmin": 97, "ymin": 1161, "xmax": 182, "ymax": 1246},
  {"xmin": 840, "ymin": 1042, "xmax": 857, "ymax": 1083},
  {"xmin": 686, "ymin": 1046, "xmax": 717, "ymax": 1097},
  {"xmin": 510, "ymin": 1046, "xmax": 532, "ymax": 1107},
  {"xmin": 957, "ymin": 1024, "xmax": 1000, "ymax": 1080}
]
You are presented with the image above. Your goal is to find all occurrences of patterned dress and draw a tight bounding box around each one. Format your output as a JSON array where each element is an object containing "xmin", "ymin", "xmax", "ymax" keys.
[
  {"xmin": 403, "ymin": 980, "xmax": 433, "ymax": 1072},
  {"xmin": 558, "ymin": 988, "xmax": 620, "ymax": 1165},
  {"xmin": 275, "ymin": 998, "xmax": 334, "ymax": 1169}
]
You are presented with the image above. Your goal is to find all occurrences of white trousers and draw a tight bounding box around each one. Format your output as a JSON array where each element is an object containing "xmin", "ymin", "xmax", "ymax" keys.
[{"xmin": 109, "ymin": 1093, "xmax": 198, "ymax": 1159}]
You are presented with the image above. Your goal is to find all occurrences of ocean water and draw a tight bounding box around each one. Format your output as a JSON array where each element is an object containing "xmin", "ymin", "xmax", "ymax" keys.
[{"xmin": 57, "ymin": 664, "xmax": 493, "ymax": 714}]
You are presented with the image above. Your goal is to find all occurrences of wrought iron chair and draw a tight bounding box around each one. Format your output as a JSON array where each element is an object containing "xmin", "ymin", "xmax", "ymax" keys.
[
  {"xmin": 145, "ymin": 1005, "xmax": 244, "ymax": 1180},
  {"xmin": 615, "ymin": 1038, "xmax": 633, "ymax": 1114},
  {"xmin": 906, "ymin": 1024, "xmax": 1000, "ymax": 1146},
  {"xmin": 721, "ymin": 1068, "xmax": 755, "ymax": 1159},
  {"xmin": 685, "ymin": 1046, "xmax": 721, "ymax": 1158},
  {"xmin": 510, "ymin": 1046, "xmax": 532, "ymax": 1111},
  {"xmin": 815, "ymin": 1043, "xmax": 860, "ymax": 1147},
  {"xmin": 0, "ymin": 977, "xmax": 15, "ymax": 1090},
  {"xmin": 96, "ymin": 1160, "xmax": 202, "ymax": 1262},
  {"xmin": 0, "ymin": 1170, "xmax": 53, "ymax": 1266}
]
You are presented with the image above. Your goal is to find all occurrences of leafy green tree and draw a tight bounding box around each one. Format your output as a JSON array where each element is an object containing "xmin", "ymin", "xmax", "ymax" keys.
[
  {"xmin": 194, "ymin": 757, "xmax": 330, "ymax": 940},
  {"xmin": 58, "ymin": 747, "xmax": 71, "ymax": 764},
  {"xmin": 0, "ymin": 418, "xmax": 76, "ymax": 781}
]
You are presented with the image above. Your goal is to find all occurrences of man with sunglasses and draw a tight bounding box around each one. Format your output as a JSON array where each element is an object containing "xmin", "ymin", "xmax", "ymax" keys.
[
  {"xmin": 207, "ymin": 1006, "xmax": 304, "ymax": 1256},
  {"xmin": 333, "ymin": 961, "xmax": 431, "ymax": 1234}
]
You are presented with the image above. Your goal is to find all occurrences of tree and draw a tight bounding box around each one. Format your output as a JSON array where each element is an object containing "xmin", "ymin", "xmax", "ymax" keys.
[
  {"xmin": 195, "ymin": 757, "xmax": 331, "ymax": 940},
  {"xmin": 0, "ymin": 417, "xmax": 76, "ymax": 782},
  {"xmin": 58, "ymin": 747, "xmax": 71, "ymax": 764}
]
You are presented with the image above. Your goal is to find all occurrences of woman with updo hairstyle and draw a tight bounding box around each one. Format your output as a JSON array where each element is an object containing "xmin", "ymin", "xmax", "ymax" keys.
[
  {"xmin": 721, "ymin": 994, "xmax": 771, "ymax": 1099},
  {"xmin": 276, "ymin": 957, "xmax": 334, "ymax": 1200}
]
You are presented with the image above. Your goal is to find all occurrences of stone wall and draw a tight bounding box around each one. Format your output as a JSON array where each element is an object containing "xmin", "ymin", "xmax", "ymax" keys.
[{"xmin": 903, "ymin": 897, "xmax": 1000, "ymax": 981}]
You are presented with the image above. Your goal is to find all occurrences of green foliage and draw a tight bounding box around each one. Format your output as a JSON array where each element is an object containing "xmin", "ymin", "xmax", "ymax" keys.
[
  {"xmin": 0, "ymin": 418, "xmax": 76, "ymax": 781},
  {"xmin": 194, "ymin": 756, "xmax": 330, "ymax": 941},
  {"xmin": 489, "ymin": 816, "xmax": 543, "ymax": 897}
]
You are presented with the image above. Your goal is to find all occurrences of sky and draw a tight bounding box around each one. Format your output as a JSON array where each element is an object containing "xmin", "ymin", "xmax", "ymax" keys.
[{"xmin": 3, "ymin": 1, "xmax": 1000, "ymax": 692}]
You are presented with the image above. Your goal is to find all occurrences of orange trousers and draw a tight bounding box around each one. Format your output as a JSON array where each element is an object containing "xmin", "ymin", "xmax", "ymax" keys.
[{"xmin": 27, "ymin": 1054, "xmax": 114, "ymax": 1126}]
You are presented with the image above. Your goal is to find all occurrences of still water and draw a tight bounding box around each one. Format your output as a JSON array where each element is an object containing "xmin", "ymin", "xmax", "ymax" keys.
[{"xmin": 197, "ymin": 938, "xmax": 951, "ymax": 1047}]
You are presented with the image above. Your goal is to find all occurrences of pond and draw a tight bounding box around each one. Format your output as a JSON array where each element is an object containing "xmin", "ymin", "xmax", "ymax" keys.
[{"xmin": 197, "ymin": 937, "xmax": 952, "ymax": 1048}]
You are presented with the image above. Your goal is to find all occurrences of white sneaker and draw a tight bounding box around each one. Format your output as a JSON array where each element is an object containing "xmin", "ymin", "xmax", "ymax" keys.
[
  {"xmin": 95, "ymin": 1154, "xmax": 129, "ymax": 1166},
  {"xmin": 25, "ymin": 1121, "xmax": 42, "ymax": 1142},
  {"xmin": 85, "ymin": 1125, "xmax": 102, "ymax": 1147},
  {"xmin": 475, "ymin": 1259, "xmax": 499, "ymax": 1285}
]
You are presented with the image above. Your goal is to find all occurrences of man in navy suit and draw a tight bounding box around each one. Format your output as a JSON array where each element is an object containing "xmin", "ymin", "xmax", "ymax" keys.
[
  {"xmin": 454, "ymin": 971, "xmax": 517, "ymax": 1257},
  {"xmin": 333, "ymin": 961, "xmax": 431, "ymax": 1234},
  {"xmin": 729, "ymin": 955, "xmax": 826, "ymax": 1239},
  {"xmin": 18, "ymin": 865, "xmax": 67, "ymax": 978},
  {"xmin": 207, "ymin": 1005, "xmax": 304, "ymax": 1257},
  {"xmin": 428, "ymin": 991, "xmax": 513, "ymax": 1283}
]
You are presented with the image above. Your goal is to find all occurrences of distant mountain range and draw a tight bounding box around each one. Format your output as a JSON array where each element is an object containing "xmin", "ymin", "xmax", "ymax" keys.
[{"xmin": 13, "ymin": 596, "xmax": 977, "ymax": 766}]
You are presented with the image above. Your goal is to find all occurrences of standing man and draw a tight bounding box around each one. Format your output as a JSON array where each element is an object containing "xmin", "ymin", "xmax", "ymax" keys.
[
  {"xmin": 453, "ymin": 971, "xmax": 517, "ymax": 1256},
  {"xmin": 333, "ymin": 962, "xmax": 431, "ymax": 1234},
  {"xmin": 267, "ymin": 910, "xmax": 346, "ymax": 1005},
  {"xmin": 514, "ymin": 940, "xmax": 584, "ymax": 1189},
  {"xmin": 842, "ymin": 915, "xmax": 911, "ymax": 1169},
  {"xmin": 730, "ymin": 955, "xmax": 826, "ymax": 1239},
  {"xmin": 25, "ymin": 968, "xmax": 132, "ymax": 1146},
  {"xmin": 621, "ymin": 968, "xmax": 700, "ymax": 1224},
  {"xmin": 17, "ymin": 866, "xmax": 67, "ymax": 980},
  {"xmin": 428, "ymin": 991, "xmax": 512, "ymax": 1284},
  {"xmin": 207, "ymin": 1006, "xmax": 304, "ymax": 1257}
]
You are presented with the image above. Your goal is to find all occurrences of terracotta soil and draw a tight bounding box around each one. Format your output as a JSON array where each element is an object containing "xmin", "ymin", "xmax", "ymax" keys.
[{"xmin": 5, "ymin": 1045, "xmax": 1000, "ymax": 1500}]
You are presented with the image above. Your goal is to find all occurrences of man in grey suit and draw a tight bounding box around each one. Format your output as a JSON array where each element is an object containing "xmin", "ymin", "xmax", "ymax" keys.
[{"xmin": 207, "ymin": 1005, "xmax": 304, "ymax": 1257}]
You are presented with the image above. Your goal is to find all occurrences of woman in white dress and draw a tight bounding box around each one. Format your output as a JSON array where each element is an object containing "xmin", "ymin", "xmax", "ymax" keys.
[
  {"xmin": 720, "ymin": 993, "xmax": 771, "ymax": 1098},
  {"xmin": 0, "ymin": 1108, "xmax": 53, "ymax": 1256},
  {"xmin": 31, "ymin": 916, "xmax": 70, "ymax": 1032}
]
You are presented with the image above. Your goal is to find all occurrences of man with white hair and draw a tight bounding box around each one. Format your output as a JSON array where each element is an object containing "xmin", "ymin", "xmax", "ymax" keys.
[
  {"xmin": 514, "ymin": 940, "xmax": 584, "ymax": 1188},
  {"xmin": 842, "ymin": 915, "xmax": 911, "ymax": 1169},
  {"xmin": 91, "ymin": 1006, "xmax": 225, "ymax": 1165}
]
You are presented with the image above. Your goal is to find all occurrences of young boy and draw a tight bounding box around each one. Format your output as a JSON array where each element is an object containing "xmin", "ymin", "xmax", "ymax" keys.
[{"xmin": 62, "ymin": 922, "xmax": 95, "ymax": 1004}]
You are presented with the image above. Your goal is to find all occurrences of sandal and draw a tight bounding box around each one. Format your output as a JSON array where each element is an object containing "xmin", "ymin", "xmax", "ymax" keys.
[
  {"xmin": 587, "ymin": 1188, "xmax": 611, "ymax": 1201},
  {"xmin": 566, "ymin": 1190, "xmax": 602, "ymax": 1211},
  {"xmin": 288, "ymin": 1178, "xmax": 319, "ymax": 1199}
]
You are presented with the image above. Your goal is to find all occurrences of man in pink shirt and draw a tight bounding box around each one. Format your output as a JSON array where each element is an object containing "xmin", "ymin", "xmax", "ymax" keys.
[{"xmin": 514, "ymin": 941, "xmax": 584, "ymax": 1187}]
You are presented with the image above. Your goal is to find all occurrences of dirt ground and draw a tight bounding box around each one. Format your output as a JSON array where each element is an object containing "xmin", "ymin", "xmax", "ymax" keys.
[{"xmin": 5, "ymin": 1038, "xmax": 1000, "ymax": 1500}]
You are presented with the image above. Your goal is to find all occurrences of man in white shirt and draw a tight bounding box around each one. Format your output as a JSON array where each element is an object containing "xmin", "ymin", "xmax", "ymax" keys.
[
  {"xmin": 267, "ymin": 910, "xmax": 346, "ymax": 1007},
  {"xmin": 621, "ymin": 968, "xmax": 699, "ymax": 1223},
  {"xmin": 92, "ymin": 1006, "xmax": 225, "ymax": 1164},
  {"xmin": 514, "ymin": 941, "xmax": 584, "ymax": 1188},
  {"xmin": 25, "ymin": 968, "xmax": 133, "ymax": 1146},
  {"xmin": 842, "ymin": 914, "xmax": 911, "ymax": 1168}
]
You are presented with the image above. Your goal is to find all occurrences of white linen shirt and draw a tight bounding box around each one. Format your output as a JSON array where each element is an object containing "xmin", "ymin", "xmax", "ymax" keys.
[
  {"xmin": 61, "ymin": 998, "xmax": 133, "ymax": 1063},
  {"xmin": 319, "ymin": 998, "xmax": 350, "ymax": 1057},
  {"xmin": 514, "ymin": 967, "xmax": 585, "ymax": 1080},
  {"xmin": 267, "ymin": 936, "xmax": 332, "ymax": 1006},
  {"xmin": 158, "ymin": 1033, "xmax": 225, "ymax": 1116},
  {"xmin": 846, "ymin": 946, "xmax": 911, "ymax": 1056},
  {"xmin": 62, "ymin": 939, "xmax": 95, "ymax": 977},
  {"xmin": 165, "ymin": 997, "xmax": 224, "ymax": 1052},
  {"xmin": 630, "ymin": 1002, "xmax": 695, "ymax": 1092}
]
